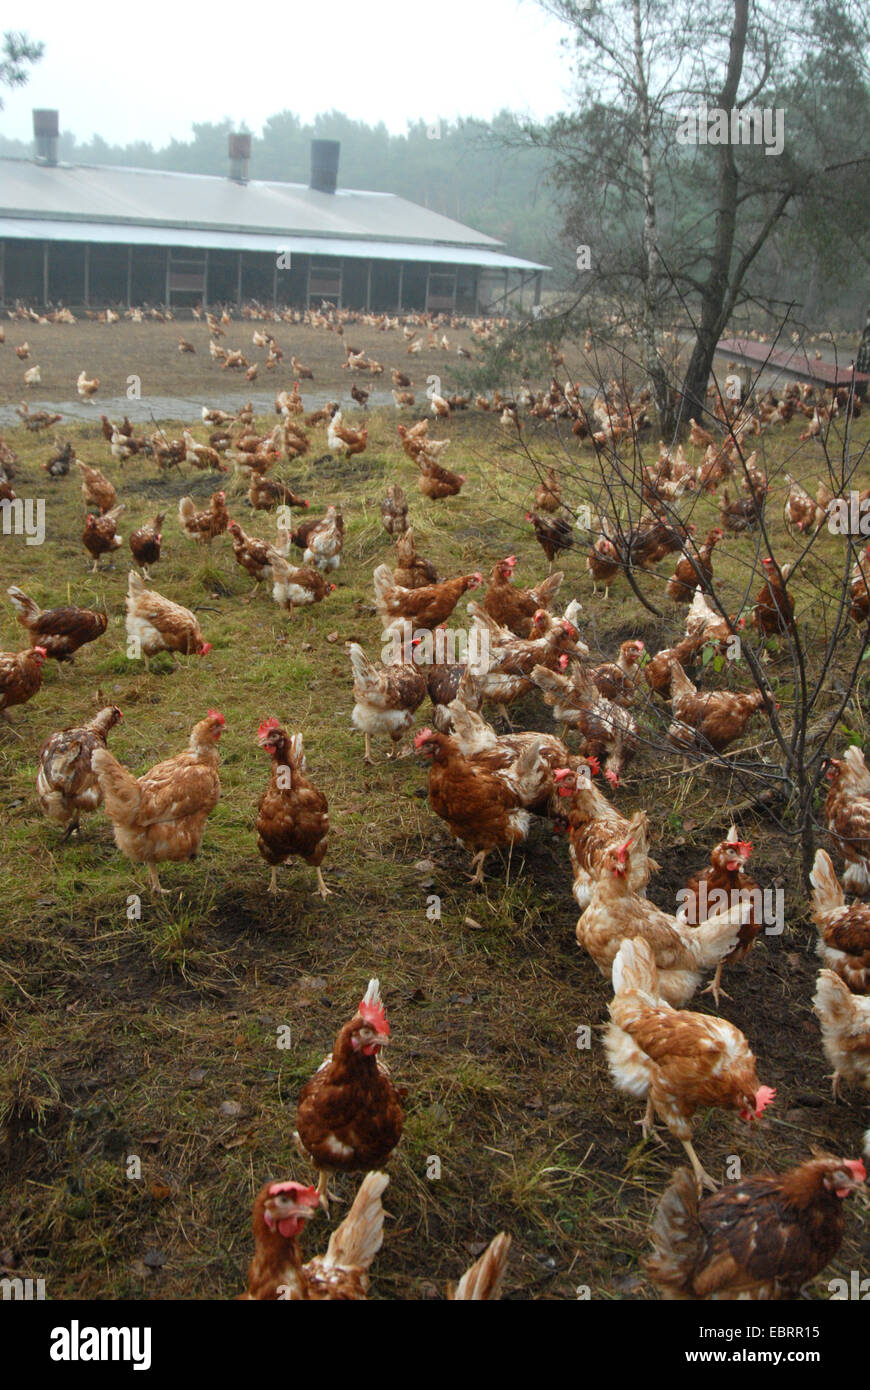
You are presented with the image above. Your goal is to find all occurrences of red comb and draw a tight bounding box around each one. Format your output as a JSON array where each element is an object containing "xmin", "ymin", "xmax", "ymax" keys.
[
  {"xmin": 553, "ymin": 767, "xmax": 572, "ymax": 781},
  {"xmin": 845, "ymin": 1159, "xmax": 866, "ymax": 1182},
  {"xmin": 414, "ymin": 728, "xmax": 434, "ymax": 748},
  {"xmin": 586, "ymin": 756, "xmax": 600, "ymax": 775},
  {"xmin": 359, "ymin": 979, "xmax": 389, "ymax": 1035},
  {"xmin": 207, "ymin": 709, "xmax": 225, "ymax": 725},
  {"xmin": 258, "ymin": 717, "xmax": 280, "ymax": 741}
]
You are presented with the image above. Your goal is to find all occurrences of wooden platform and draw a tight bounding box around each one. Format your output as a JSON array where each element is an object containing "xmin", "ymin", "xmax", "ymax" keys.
[{"xmin": 716, "ymin": 336, "xmax": 870, "ymax": 390}]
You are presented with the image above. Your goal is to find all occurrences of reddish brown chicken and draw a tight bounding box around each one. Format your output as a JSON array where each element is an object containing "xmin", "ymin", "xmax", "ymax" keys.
[
  {"xmin": 255, "ymin": 721, "xmax": 330, "ymax": 896},
  {"xmin": 416, "ymin": 455, "xmax": 465, "ymax": 499},
  {"xmin": 668, "ymin": 660, "xmax": 768, "ymax": 755},
  {"xmin": 92, "ymin": 711, "xmax": 224, "ymax": 893},
  {"xmin": 482, "ymin": 556, "xmax": 563, "ymax": 637},
  {"xmin": 36, "ymin": 705, "xmax": 122, "ymax": 835},
  {"xmin": 295, "ymin": 980, "xmax": 404, "ymax": 1206},
  {"xmin": 824, "ymin": 746, "xmax": 870, "ymax": 895},
  {"xmin": 526, "ymin": 510, "xmax": 574, "ymax": 570},
  {"xmin": 349, "ymin": 641, "xmax": 426, "ymax": 763},
  {"xmin": 128, "ymin": 512, "xmax": 165, "ymax": 579},
  {"xmin": 373, "ymin": 563, "xmax": 482, "ymax": 635},
  {"xmin": 82, "ymin": 506, "xmax": 124, "ymax": 571},
  {"xmin": 678, "ymin": 828, "xmax": 761, "ymax": 1004},
  {"xmin": 644, "ymin": 633, "xmax": 706, "ymax": 699},
  {"xmin": 178, "ymin": 490, "xmax": 229, "ymax": 544},
  {"xmin": 0, "ymin": 645, "xmax": 47, "ymax": 716},
  {"xmin": 810, "ymin": 849, "xmax": 870, "ymax": 992},
  {"xmin": 415, "ymin": 725, "xmax": 541, "ymax": 883},
  {"xmin": 552, "ymin": 772, "xmax": 656, "ymax": 908},
  {"xmin": 227, "ymin": 520, "xmax": 276, "ymax": 593},
  {"xmin": 241, "ymin": 1171, "xmax": 388, "ymax": 1301},
  {"xmin": 532, "ymin": 658, "xmax": 638, "ymax": 787},
  {"xmin": 848, "ymin": 545, "xmax": 870, "ymax": 625},
  {"xmin": 752, "ymin": 558, "xmax": 795, "ymax": 637},
  {"xmin": 586, "ymin": 536, "xmax": 621, "ymax": 599},
  {"xmin": 646, "ymin": 1158, "xmax": 865, "ymax": 1299},
  {"xmin": 249, "ymin": 475, "xmax": 309, "ymax": 511},
  {"xmin": 606, "ymin": 937, "xmax": 776, "ymax": 1191},
  {"xmin": 393, "ymin": 528, "xmax": 439, "ymax": 590},
  {"xmin": 534, "ymin": 466, "xmax": 562, "ymax": 513},
  {"xmin": 590, "ymin": 640, "xmax": 645, "ymax": 707},
  {"xmin": 666, "ymin": 529, "xmax": 723, "ymax": 604},
  {"xmin": 6, "ymin": 587, "xmax": 107, "ymax": 663}
]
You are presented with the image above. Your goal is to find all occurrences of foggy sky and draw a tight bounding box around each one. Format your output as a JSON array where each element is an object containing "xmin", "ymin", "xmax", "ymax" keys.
[{"xmin": 2, "ymin": 0, "xmax": 571, "ymax": 147}]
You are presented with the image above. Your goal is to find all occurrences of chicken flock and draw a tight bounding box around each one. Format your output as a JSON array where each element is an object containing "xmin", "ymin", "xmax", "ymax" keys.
[{"xmin": 1, "ymin": 300, "xmax": 869, "ymax": 1302}]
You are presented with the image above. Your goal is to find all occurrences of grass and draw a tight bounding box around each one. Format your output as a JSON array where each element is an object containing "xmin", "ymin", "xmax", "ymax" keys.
[{"xmin": 0, "ymin": 321, "xmax": 869, "ymax": 1298}]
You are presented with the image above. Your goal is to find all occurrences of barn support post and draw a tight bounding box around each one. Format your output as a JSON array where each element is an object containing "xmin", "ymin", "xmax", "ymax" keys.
[
  {"xmin": 365, "ymin": 260, "xmax": 372, "ymax": 311},
  {"xmin": 83, "ymin": 244, "xmax": 90, "ymax": 307},
  {"xmin": 42, "ymin": 242, "xmax": 49, "ymax": 307},
  {"xmin": 424, "ymin": 265, "xmax": 431, "ymax": 314},
  {"xmin": 304, "ymin": 260, "xmax": 310, "ymax": 310},
  {"xmin": 165, "ymin": 249, "xmax": 171, "ymax": 307},
  {"xmin": 203, "ymin": 248, "xmax": 209, "ymax": 310},
  {"xmin": 503, "ymin": 268, "xmax": 509, "ymax": 311},
  {"xmin": 397, "ymin": 262, "xmax": 404, "ymax": 313},
  {"xmin": 534, "ymin": 271, "xmax": 542, "ymax": 309},
  {"xmin": 126, "ymin": 246, "xmax": 132, "ymax": 307},
  {"xmin": 272, "ymin": 258, "xmax": 278, "ymax": 309},
  {"xmin": 0, "ymin": 241, "xmax": 5, "ymax": 306},
  {"xmin": 236, "ymin": 251, "xmax": 243, "ymax": 306}
]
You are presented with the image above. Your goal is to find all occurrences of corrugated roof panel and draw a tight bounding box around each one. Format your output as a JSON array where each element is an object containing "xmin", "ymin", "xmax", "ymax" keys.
[
  {"xmin": 0, "ymin": 217, "xmax": 549, "ymax": 271},
  {"xmin": 0, "ymin": 158, "xmax": 505, "ymax": 249}
]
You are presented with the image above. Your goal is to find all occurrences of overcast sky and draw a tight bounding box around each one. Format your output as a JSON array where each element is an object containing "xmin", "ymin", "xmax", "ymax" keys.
[{"xmin": 2, "ymin": 0, "xmax": 573, "ymax": 146}]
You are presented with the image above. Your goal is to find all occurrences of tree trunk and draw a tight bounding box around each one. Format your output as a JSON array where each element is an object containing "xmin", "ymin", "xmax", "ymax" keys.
[
  {"xmin": 676, "ymin": 0, "xmax": 749, "ymax": 431},
  {"xmin": 632, "ymin": 0, "xmax": 676, "ymax": 436}
]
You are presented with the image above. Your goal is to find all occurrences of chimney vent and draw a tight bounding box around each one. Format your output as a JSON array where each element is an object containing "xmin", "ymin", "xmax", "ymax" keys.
[
  {"xmin": 228, "ymin": 132, "xmax": 251, "ymax": 183},
  {"xmin": 33, "ymin": 109, "xmax": 59, "ymax": 166},
  {"xmin": 310, "ymin": 139, "xmax": 340, "ymax": 195}
]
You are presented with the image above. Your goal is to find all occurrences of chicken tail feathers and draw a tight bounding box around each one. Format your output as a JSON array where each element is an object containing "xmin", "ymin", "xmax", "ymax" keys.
[
  {"xmin": 322, "ymin": 1171, "xmax": 389, "ymax": 1273},
  {"xmin": 810, "ymin": 849, "xmax": 844, "ymax": 919},
  {"xmin": 645, "ymin": 1167, "xmax": 702, "ymax": 1297},
  {"xmin": 91, "ymin": 747, "xmax": 142, "ymax": 823},
  {"xmin": 6, "ymin": 586, "xmax": 39, "ymax": 625},
  {"xmin": 812, "ymin": 968, "xmax": 858, "ymax": 1031},
  {"xmin": 612, "ymin": 937, "xmax": 659, "ymax": 1001},
  {"xmin": 372, "ymin": 563, "xmax": 394, "ymax": 610},
  {"xmin": 452, "ymin": 1232, "xmax": 511, "ymax": 1301}
]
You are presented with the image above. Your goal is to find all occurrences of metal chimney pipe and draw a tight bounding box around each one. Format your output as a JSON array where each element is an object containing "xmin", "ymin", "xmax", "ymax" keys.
[
  {"xmin": 310, "ymin": 139, "xmax": 340, "ymax": 194},
  {"xmin": 33, "ymin": 109, "xmax": 59, "ymax": 166},
  {"xmin": 228, "ymin": 132, "xmax": 251, "ymax": 183}
]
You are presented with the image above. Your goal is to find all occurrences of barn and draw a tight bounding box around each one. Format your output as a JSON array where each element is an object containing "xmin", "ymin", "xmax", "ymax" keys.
[{"xmin": 0, "ymin": 113, "xmax": 548, "ymax": 315}]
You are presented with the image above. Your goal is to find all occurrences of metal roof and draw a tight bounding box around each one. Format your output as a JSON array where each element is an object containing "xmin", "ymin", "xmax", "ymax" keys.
[
  {"xmin": 0, "ymin": 214, "xmax": 548, "ymax": 270},
  {"xmin": 0, "ymin": 157, "xmax": 547, "ymax": 269}
]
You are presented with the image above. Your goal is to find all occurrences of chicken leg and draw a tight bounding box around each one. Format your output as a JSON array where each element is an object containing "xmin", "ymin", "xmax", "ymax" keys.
[
  {"xmin": 682, "ymin": 1139, "xmax": 718, "ymax": 1192},
  {"xmin": 268, "ymin": 865, "xmax": 279, "ymax": 895},
  {"xmin": 699, "ymin": 961, "xmax": 731, "ymax": 1008},
  {"xmin": 315, "ymin": 867, "xmax": 332, "ymax": 899},
  {"xmin": 469, "ymin": 850, "xmax": 488, "ymax": 886},
  {"xmin": 146, "ymin": 862, "xmax": 170, "ymax": 895}
]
